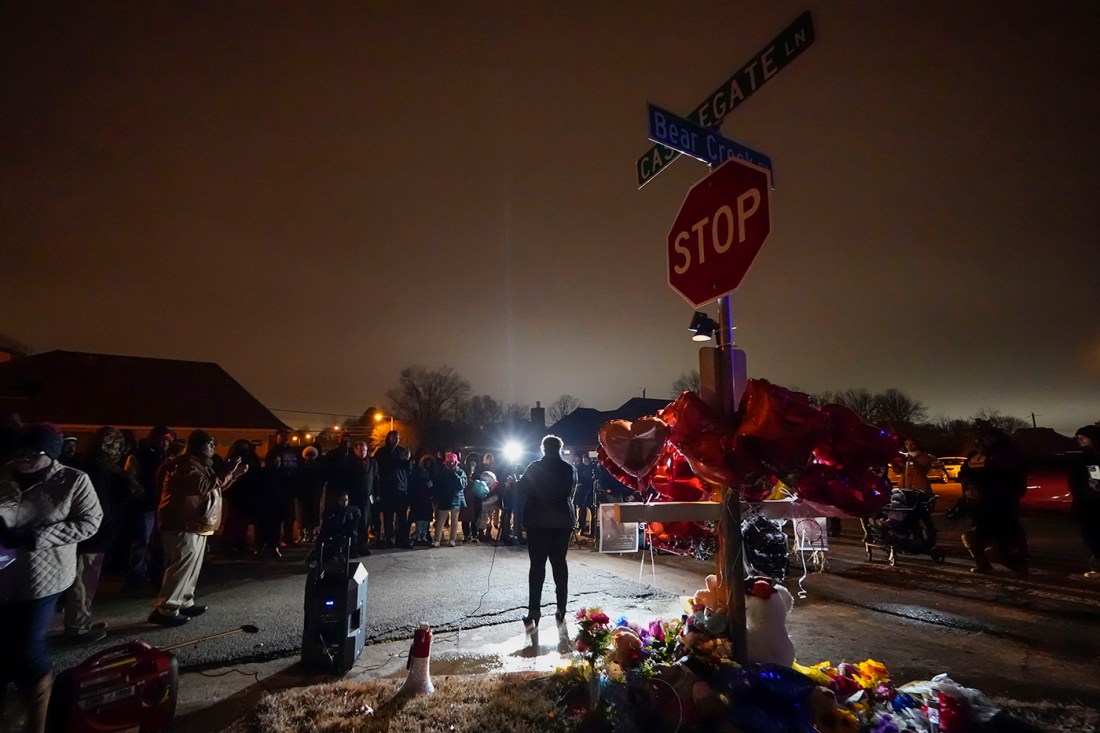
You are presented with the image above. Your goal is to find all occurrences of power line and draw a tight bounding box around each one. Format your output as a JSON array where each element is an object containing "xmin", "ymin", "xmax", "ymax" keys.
[{"xmin": 269, "ymin": 407, "xmax": 362, "ymax": 418}]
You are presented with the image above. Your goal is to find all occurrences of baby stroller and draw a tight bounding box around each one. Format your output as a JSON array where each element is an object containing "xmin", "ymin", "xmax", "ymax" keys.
[{"xmin": 863, "ymin": 488, "xmax": 945, "ymax": 565}]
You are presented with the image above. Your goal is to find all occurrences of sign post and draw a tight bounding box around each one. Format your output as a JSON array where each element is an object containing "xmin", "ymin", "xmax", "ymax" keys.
[{"xmin": 636, "ymin": 9, "xmax": 814, "ymax": 665}]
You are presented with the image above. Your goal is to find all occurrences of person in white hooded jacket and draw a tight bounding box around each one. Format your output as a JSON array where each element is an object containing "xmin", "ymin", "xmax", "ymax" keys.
[{"xmin": 0, "ymin": 423, "xmax": 103, "ymax": 733}]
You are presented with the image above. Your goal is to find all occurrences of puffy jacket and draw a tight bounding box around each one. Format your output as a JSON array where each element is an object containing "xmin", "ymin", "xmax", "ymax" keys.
[
  {"xmin": 0, "ymin": 461, "xmax": 103, "ymax": 600},
  {"xmin": 158, "ymin": 454, "xmax": 235, "ymax": 533}
]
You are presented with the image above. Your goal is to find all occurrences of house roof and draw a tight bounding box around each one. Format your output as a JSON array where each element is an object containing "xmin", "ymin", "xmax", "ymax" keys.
[
  {"xmin": 547, "ymin": 397, "xmax": 674, "ymax": 449},
  {"xmin": 0, "ymin": 350, "xmax": 287, "ymax": 430}
]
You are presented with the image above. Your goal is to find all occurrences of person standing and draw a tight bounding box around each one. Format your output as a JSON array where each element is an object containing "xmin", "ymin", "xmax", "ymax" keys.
[
  {"xmin": 63, "ymin": 426, "xmax": 136, "ymax": 643},
  {"xmin": 574, "ymin": 454, "xmax": 595, "ymax": 536},
  {"xmin": 124, "ymin": 425, "xmax": 175, "ymax": 587},
  {"xmin": 220, "ymin": 439, "xmax": 263, "ymax": 555},
  {"xmin": 517, "ymin": 435, "xmax": 577, "ymax": 637},
  {"xmin": 1070, "ymin": 425, "xmax": 1100, "ymax": 579},
  {"xmin": 408, "ymin": 454, "xmax": 436, "ymax": 546},
  {"xmin": 899, "ymin": 437, "xmax": 934, "ymax": 493},
  {"xmin": 149, "ymin": 430, "xmax": 247, "ymax": 626},
  {"xmin": 432, "ymin": 453, "xmax": 465, "ymax": 547},
  {"xmin": 0, "ymin": 423, "xmax": 103, "ymax": 733},
  {"xmin": 266, "ymin": 428, "xmax": 302, "ymax": 546},
  {"xmin": 955, "ymin": 422, "xmax": 1029, "ymax": 575},
  {"xmin": 299, "ymin": 446, "xmax": 325, "ymax": 543},
  {"xmin": 374, "ymin": 430, "xmax": 407, "ymax": 547}
]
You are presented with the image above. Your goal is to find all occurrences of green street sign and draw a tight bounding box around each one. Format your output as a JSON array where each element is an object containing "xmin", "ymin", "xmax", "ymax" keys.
[{"xmin": 636, "ymin": 11, "xmax": 815, "ymax": 188}]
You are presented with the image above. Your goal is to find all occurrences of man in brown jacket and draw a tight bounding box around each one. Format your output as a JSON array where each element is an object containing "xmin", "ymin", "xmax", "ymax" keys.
[{"xmin": 150, "ymin": 430, "xmax": 247, "ymax": 626}]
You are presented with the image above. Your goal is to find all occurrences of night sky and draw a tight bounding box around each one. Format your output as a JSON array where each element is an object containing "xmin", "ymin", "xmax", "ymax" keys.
[{"xmin": 2, "ymin": 2, "xmax": 1097, "ymax": 434}]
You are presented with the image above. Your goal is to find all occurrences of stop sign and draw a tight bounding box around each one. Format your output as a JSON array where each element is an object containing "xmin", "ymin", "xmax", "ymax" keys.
[{"xmin": 667, "ymin": 157, "xmax": 771, "ymax": 307}]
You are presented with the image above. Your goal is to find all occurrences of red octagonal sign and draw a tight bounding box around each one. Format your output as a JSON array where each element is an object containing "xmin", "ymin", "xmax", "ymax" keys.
[{"xmin": 667, "ymin": 157, "xmax": 772, "ymax": 308}]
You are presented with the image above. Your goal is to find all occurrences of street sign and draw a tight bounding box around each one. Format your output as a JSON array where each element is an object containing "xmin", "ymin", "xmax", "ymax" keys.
[
  {"xmin": 636, "ymin": 10, "xmax": 815, "ymax": 188},
  {"xmin": 667, "ymin": 157, "xmax": 771, "ymax": 307},
  {"xmin": 647, "ymin": 104, "xmax": 774, "ymax": 184}
]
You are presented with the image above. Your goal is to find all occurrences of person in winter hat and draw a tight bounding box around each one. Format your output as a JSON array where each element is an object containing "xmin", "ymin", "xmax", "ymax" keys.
[{"xmin": 0, "ymin": 423, "xmax": 103, "ymax": 732}]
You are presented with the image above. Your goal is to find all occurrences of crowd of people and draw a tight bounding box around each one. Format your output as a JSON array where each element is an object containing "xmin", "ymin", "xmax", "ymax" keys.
[
  {"xmin": 0, "ymin": 418, "xmax": 605, "ymax": 733},
  {"xmin": 3, "ymin": 413, "xmax": 1097, "ymax": 733}
]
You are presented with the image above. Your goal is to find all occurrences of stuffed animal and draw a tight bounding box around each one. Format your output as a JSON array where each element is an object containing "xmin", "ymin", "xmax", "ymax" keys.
[
  {"xmin": 691, "ymin": 573, "xmax": 728, "ymax": 612},
  {"xmin": 744, "ymin": 576, "xmax": 795, "ymax": 667}
]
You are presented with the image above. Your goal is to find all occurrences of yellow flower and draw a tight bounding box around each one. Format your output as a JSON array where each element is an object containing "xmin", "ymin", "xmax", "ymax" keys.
[
  {"xmin": 854, "ymin": 659, "xmax": 890, "ymax": 687},
  {"xmin": 793, "ymin": 661, "xmax": 832, "ymax": 686},
  {"xmin": 836, "ymin": 708, "xmax": 859, "ymax": 732}
]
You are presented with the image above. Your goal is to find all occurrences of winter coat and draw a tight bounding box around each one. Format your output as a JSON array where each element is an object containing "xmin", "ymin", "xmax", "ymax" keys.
[
  {"xmin": 432, "ymin": 469, "xmax": 466, "ymax": 511},
  {"xmin": 900, "ymin": 451, "xmax": 933, "ymax": 492},
  {"xmin": 125, "ymin": 446, "xmax": 166, "ymax": 511},
  {"xmin": 408, "ymin": 466, "xmax": 435, "ymax": 521},
  {"xmin": 517, "ymin": 455, "xmax": 577, "ymax": 530},
  {"xmin": 81, "ymin": 453, "xmax": 137, "ymax": 553},
  {"xmin": 157, "ymin": 454, "xmax": 236, "ymax": 534},
  {"xmin": 326, "ymin": 449, "xmax": 378, "ymax": 506},
  {"xmin": 0, "ymin": 460, "xmax": 103, "ymax": 601}
]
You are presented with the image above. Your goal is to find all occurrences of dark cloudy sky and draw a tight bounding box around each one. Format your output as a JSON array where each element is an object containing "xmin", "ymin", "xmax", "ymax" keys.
[{"xmin": 2, "ymin": 2, "xmax": 1097, "ymax": 434}]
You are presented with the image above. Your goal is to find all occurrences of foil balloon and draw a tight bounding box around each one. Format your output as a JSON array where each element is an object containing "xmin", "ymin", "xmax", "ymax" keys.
[
  {"xmin": 598, "ymin": 416, "xmax": 670, "ymax": 479},
  {"xmin": 596, "ymin": 444, "xmax": 641, "ymax": 492},
  {"xmin": 736, "ymin": 380, "xmax": 827, "ymax": 475},
  {"xmin": 725, "ymin": 446, "xmax": 777, "ymax": 502},
  {"xmin": 664, "ymin": 391, "xmax": 738, "ymax": 486},
  {"xmin": 814, "ymin": 403, "xmax": 899, "ymax": 471},
  {"xmin": 796, "ymin": 464, "xmax": 891, "ymax": 517},
  {"xmin": 649, "ymin": 444, "xmax": 712, "ymax": 502}
]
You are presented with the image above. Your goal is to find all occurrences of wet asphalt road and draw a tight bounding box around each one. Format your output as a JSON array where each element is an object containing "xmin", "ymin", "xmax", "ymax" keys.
[{"xmin": 45, "ymin": 504, "xmax": 1100, "ymax": 711}]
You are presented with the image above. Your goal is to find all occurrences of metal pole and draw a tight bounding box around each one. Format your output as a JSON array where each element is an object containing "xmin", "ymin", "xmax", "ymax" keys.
[{"xmin": 717, "ymin": 294, "xmax": 747, "ymax": 664}]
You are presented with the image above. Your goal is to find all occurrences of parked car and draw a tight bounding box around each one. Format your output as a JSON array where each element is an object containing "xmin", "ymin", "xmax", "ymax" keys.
[
  {"xmin": 939, "ymin": 456, "xmax": 966, "ymax": 481},
  {"xmin": 1021, "ymin": 453, "xmax": 1076, "ymax": 512}
]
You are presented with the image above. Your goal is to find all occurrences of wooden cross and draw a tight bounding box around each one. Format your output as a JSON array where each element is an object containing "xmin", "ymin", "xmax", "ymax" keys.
[{"xmin": 615, "ymin": 496, "xmax": 829, "ymax": 663}]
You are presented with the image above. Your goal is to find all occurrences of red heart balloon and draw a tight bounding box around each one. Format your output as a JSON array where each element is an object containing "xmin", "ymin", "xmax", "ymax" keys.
[
  {"xmin": 736, "ymin": 379, "xmax": 827, "ymax": 474},
  {"xmin": 596, "ymin": 444, "xmax": 642, "ymax": 491}
]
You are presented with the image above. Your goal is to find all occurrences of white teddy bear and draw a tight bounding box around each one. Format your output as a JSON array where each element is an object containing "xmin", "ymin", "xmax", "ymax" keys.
[{"xmin": 744, "ymin": 577, "xmax": 795, "ymax": 667}]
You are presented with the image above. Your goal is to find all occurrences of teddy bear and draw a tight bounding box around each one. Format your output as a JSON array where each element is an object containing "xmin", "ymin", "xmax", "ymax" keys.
[{"xmin": 744, "ymin": 576, "xmax": 795, "ymax": 667}]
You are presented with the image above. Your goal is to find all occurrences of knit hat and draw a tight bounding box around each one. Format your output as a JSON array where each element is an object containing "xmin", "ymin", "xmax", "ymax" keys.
[
  {"xmin": 18, "ymin": 423, "xmax": 64, "ymax": 460},
  {"xmin": 1076, "ymin": 425, "xmax": 1100, "ymax": 444},
  {"xmin": 186, "ymin": 429, "xmax": 216, "ymax": 454},
  {"xmin": 148, "ymin": 425, "xmax": 176, "ymax": 441}
]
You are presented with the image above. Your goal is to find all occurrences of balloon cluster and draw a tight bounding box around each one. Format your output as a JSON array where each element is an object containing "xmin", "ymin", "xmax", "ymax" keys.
[{"xmin": 597, "ymin": 380, "xmax": 898, "ymax": 552}]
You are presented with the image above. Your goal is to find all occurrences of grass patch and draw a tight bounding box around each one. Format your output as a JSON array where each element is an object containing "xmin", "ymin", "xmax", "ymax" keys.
[{"xmin": 225, "ymin": 674, "xmax": 578, "ymax": 733}]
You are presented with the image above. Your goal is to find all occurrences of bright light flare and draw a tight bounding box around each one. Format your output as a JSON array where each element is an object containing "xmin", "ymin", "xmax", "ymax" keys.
[{"xmin": 503, "ymin": 440, "xmax": 524, "ymax": 464}]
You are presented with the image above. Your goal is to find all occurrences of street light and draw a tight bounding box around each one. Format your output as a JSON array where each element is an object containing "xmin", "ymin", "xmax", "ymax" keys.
[
  {"xmin": 374, "ymin": 412, "xmax": 395, "ymax": 431},
  {"xmin": 688, "ymin": 311, "xmax": 719, "ymax": 341}
]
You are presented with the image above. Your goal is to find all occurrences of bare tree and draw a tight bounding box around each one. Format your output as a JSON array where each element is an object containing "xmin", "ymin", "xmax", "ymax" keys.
[
  {"xmin": 503, "ymin": 402, "xmax": 529, "ymax": 423},
  {"xmin": 671, "ymin": 370, "xmax": 701, "ymax": 395},
  {"xmin": 457, "ymin": 394, "xmax": 504, "ymax": 427},
  {"xmin": 971, "ymin": 408, "xmax": 1029, "ymax": 434},
  {"xmin": 873, "ymin": 388, "xmax": 927, "ymax": 428},
  {"xmin": 547, "ymin": 394, "xmax": 582, "ymax": 424},
  {"xmin": 814, "ymin": 388, "xmax": 882, "ymax": 423},
  {"xmin": 386, "ymin": 365, "xmax": 471, "ymax": 423}
]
